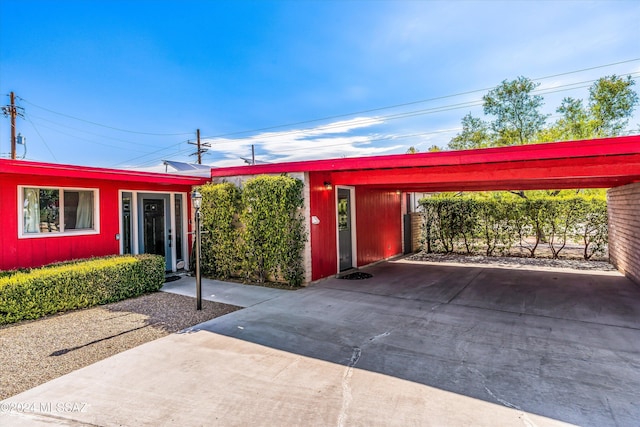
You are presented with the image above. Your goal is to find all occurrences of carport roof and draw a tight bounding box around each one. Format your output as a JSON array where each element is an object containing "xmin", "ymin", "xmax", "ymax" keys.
[{"xmin": 210, "ymin": 135, "xmax": 640, "ymax": 191}]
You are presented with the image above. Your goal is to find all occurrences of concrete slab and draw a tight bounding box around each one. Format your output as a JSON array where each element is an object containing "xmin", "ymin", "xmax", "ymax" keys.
[
  {"xmin": 3, "ymin": 260, "xmax": 640, "ymax": 426},
  {"xmin": 161, "ymin": 275, "xmax": 289, "ymax": 307}
]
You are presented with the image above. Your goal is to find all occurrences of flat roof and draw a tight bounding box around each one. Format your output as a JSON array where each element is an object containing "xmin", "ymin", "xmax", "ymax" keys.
[
  {"xmin": 0, "ymin": 159, "xmax": 209, "ymax": 186},
  {"xmin": 210, "ymin": 135, "xmax": 640, "ymax": 191}
]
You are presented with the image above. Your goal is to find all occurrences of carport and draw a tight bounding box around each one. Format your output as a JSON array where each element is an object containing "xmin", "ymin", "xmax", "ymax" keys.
[{"xmin": 211, "ymin": 135, "xmax": 640, "ymax": 284}]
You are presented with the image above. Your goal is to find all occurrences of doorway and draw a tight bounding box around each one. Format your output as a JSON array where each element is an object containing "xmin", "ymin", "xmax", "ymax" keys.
[
  {"xmin": 338, "ymin": 188, "xmax": 354, "ymax": 271},
  {"xmin": 143, "ymin": 199, "xmax": 166, "ymax": 257},
  {"xmin": 119, "ymin": 191, "xmax": 187, "ymax": 272}
]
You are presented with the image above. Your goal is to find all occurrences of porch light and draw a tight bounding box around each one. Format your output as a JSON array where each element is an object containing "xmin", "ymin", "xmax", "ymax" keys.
[
  {"xmin": 191, "ymin": 190, "xmax": 202, "ymax": 209},
  {"xmin": 191, "ymin": 189, "xmax": 202, "ymax": 310},
  {"xmin": 324, "ymin": 181, "xmax": 332, "ymax": 190}
]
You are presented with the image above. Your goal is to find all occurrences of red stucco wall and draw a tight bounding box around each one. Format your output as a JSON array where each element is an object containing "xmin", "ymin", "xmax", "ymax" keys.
[{"xmin": 0, "ymin": 173, "xmax": 193, "ymax": 271}]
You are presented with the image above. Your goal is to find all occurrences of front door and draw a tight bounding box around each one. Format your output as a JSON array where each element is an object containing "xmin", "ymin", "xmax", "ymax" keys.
[
  {"xmin": 338, "ymin": 188, "xmax": 353, "ymax": 271},
  {"xmin": 143, "ymin": 199, "xmax": 166, "ymax": 258}
]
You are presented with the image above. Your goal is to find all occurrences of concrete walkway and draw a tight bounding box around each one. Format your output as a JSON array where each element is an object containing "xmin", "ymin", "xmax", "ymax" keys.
[
  {"xmin": 2, "ymin": 260, "xmax": 640, "ymax": 426},
  {"xmin": 161, "ymin": 275, "xmax": 290, "ymax": 307}
]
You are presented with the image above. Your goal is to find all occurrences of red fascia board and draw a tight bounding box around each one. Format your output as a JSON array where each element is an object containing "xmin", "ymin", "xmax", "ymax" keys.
[
  {"xmin": 209, "ymin": 135, "xmax": 640, "ymax": 177},
  {"xmin": 0, "ymin": 159, "xmax": 209, "ymax": 186},
  {"xmin": 331, "ymin": 154, "xmax": 640, "ymax": 187},
  {"xmin": 369, "ymin": 176, "xmax": 636, "ymax": 193}
]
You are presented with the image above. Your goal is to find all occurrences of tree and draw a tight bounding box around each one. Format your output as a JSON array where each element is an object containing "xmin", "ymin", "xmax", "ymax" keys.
[
  {"xmin": 589, "ymin": 75, "xmax": 638, "ymax": 137},
  {"xmin": 406, "ymin": 146, "xmax": 420, "ymax": 154},
  {"xmin": 448, "ymin": 113, "xmax": 491, "ymax": 150},
  {"xmin": 427, "ymin": 145, "xmax": 442, "ymax": 152},
  {"xmin": 482, "ymin": 76, "xmax": 548, "ymax": 145},
  {"xmin": 541, "ymin": 75, "xmax": 638, "ymax": 142}
]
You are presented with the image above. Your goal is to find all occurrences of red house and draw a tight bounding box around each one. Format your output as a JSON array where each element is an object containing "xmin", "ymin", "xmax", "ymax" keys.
[
  {"xmin": 210, "ymin": 136, "xmax": 640, "ymax": 283},
  {"xmin": 0, "ymin": 159, "xmax": 207, "ymax": 272},
  {"xmin": 2, "ymin": 136, "xmax": 640, "ymax": 285}
]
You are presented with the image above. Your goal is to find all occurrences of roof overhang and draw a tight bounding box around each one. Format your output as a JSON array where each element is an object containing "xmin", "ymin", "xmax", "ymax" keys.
[
  {"xmin": 0, "ymin": 159, "xmax": 209, "ymax": 186},
  {"xmin": 209, "ymin": 135, "xmax": 640, "ymax": 191}
]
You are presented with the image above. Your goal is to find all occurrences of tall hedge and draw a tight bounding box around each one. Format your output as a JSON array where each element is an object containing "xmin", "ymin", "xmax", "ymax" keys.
[
  {"xmin": 198, "ymin": 175, "xmax": 307, "ymax": 286},
  {"xmin": 241, "ymin": 175, "xmax": 306, "ymax": 286},
  {"xmin": 199, "ymin": 182, "xmax": 241, "ymax": 279},
  {"xmin": 419, "ymin": 196, "xmax": 607, "ymax": 259}
]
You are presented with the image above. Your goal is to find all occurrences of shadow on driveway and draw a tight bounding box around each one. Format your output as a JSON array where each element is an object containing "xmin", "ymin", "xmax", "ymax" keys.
[{"xmin": 192, "ymin": 260, "xmax": 640, "ymax": 426}]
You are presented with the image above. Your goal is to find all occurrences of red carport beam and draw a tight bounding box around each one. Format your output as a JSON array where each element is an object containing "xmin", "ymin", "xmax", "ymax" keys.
[{"xmin": 209, "ymin": 135, "xmax": 640, "ymax": 178}]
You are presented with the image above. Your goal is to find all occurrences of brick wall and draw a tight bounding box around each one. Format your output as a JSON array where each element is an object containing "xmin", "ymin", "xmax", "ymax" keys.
[
  {"xmin": 608, "ymin": 182, "xmax": 640, "ymax": 285},
  {"xmin": 409, "ymin": 212, "xmax": 424, "ymax": 253}
]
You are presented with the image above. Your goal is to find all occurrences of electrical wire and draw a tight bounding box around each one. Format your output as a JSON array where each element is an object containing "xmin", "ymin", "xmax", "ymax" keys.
[
  {"xmin": 23, "ymin": 113, "xmax": 58, "ymax": 162},
  {"xmin": 200, "ymin": 58, "xmax": 640, "ymax": 140},
  {"xmin": 16, "ymin": 96, "xmax": 193, "ymax": 136}
]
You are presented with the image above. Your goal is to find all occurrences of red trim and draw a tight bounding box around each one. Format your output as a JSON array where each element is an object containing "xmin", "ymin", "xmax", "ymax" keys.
[
  {"xmin": 0, "ymin": 159, "xmax": 209, "ymax": 186},
  {"xmin": 210, "ymin": 136, "xmax": 640, "ymax": 178}
]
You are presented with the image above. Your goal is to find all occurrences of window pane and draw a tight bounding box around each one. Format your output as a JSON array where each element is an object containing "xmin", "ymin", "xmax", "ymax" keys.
[
  {"xmin": 64, "ymin": 190, "xmax": 94, "ymax": 230},
  {"xmin": 23, "ymin": 188, "xmax": 60, "ymax": 233},
  {"xmin": 175, "ymin": 196, "xmax": 183, "ymax": 261},
  {"xmin": 122, "ymin": 192, "xmax": 132, "ymax": 254}
]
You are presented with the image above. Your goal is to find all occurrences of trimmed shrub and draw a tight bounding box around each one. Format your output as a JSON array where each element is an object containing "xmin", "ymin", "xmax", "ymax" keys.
[
  {"xmin": 0, "ymin": 254, "xmax": 164, "ymax": 325},
  {"xmin": 241, "ymin": 175, "xmax": 306, "ymax": 286},
  {"xmin": 199, "ymin": 182, "xmax": 242, "ymax": 279},
  {"xmin": 419, "ymin": 195, "xmax": 607, "ymax": 259}
]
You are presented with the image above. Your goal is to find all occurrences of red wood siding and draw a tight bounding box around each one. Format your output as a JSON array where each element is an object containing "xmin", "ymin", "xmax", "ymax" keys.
[
  {"xmin": 309, "ymin": 172, "xmax": 337, "ymax": 281},
  {"xmin": 0, "ymin": 173, "xmax": 194, "ymax": 271},
  {"xmin": 355, "ymin": 188, "xmax": 402, "ymax": 267}
]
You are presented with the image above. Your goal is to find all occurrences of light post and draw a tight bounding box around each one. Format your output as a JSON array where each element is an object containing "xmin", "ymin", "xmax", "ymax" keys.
[{"xmin": 191, "ymin": 190, "xmax": 202, "ymax": 310}]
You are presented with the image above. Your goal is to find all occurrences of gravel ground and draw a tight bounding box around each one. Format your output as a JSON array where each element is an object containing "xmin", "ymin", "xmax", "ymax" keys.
[
  {"xmin": 0, "ymin": 292, "xmax": 240, "ymax": 400},
  {"xmin": 407, "ymin": 252, "xmax": 616, "ymax": 271}
]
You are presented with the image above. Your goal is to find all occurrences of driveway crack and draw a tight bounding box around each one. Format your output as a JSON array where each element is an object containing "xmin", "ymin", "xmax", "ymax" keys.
[{"xmin": 337, "ymin": 347, "xmax": 361, "ymax": 427}]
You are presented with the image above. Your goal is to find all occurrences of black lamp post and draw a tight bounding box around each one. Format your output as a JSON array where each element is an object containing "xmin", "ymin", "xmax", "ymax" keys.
[{"xmin": 191, "ymin": 190, "xmax": 202, "ymax": 310}]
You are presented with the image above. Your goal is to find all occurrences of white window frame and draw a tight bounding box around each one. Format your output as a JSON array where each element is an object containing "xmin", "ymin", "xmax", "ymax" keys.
[{"xmin": 18, "ymin": 185, "xmax": 100, "ymax": 239}]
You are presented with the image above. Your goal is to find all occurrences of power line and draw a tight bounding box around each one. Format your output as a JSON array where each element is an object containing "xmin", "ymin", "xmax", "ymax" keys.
[
  {"xmin": 16, "ymin": 96, "xmax": 193, "ymax": 136},
  {"xmin": 117, "ymin": 64, "xmax": 640, "ymax": 167},
  {"xmin": 201, "ymin": 58, "xmax": 640, "ymax": 140},
  {"xmin": 23, "ymin": 112, "xmax": 58, "ymax": 162},
  {"xmin": 133, "ymin": 74, "xmax": 638, "ymax": 168},
  {"xmin": 27, "ymin": 113, "xmax": 164, "ymax": 148}
]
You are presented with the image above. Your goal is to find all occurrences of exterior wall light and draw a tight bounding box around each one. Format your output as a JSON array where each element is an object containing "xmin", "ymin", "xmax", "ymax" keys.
[{"xmin": 324, "ymin": 181, "xmax": 332, "ymax": 190}]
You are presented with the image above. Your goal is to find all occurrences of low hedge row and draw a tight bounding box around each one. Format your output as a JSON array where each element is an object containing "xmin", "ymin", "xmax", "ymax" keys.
[{"xmin": 0, "ymin": 254, "xmax": 165, "ymax": 325}]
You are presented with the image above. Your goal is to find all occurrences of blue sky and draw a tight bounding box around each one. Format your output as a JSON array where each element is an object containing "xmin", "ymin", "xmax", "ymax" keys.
[{"xmin": 1, "ymin": 0, "xmax": 639, "ymax": 170}]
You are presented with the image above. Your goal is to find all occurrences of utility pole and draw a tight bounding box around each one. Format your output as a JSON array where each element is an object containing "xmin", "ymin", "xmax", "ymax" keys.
[
  {"xmin": 188, "ymin": 129, "xmax": 210, "ymax": 164},
  {"xmin": 251, "ymin": 144, "xmax": 255, "ymax": 165},
  {"xmin": 2, "ymin": 92, "xmax": 23, "ymax": 160}
]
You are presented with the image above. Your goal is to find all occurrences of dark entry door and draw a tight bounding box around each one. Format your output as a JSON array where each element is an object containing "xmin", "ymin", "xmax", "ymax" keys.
[
  {"xmin": 143, "ymin": 199, "xmax": 165, "ymax": 257},
  {"xmin": 338, "ymin": 188, "xmax": 353, "ymax": 271}
]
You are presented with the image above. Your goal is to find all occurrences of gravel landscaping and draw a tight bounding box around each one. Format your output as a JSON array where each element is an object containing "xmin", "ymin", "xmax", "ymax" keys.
[
  {"xmin": 0, "ymin": 292, "xmax": 240, "ymax": 400},
  {"xmin": 408, "ymin": 251, "xmax": 616, "ymax": 271}
]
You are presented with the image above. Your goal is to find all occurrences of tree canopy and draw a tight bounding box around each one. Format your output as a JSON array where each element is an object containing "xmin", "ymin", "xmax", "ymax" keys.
[{"xmin": 448, "ymin": 74, "xmax": 638, "ymax": 151}]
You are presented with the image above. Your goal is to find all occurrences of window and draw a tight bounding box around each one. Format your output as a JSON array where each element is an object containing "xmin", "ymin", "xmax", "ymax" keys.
[{"xmin": 20, "ymin": 186, "xmax": 99, "ymax": 237}]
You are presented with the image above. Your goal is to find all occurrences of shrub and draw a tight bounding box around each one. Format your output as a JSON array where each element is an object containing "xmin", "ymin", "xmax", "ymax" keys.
[
  {"xmin": 241, "ymin": 175, "xmax": 306, "ymax": 286},
  {"xmin": 418, "ymin": 194, "xmax": 607, "ymax": 259},
  {"xmin": 198, "ymin": 182, "xmax": 242, "ymax": 279},
  {"xmin": 0, "ymin": 254, "xmax": 164, "ymax": 325}
]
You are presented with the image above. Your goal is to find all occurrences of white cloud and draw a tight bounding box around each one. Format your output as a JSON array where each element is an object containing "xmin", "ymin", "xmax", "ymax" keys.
[{"xmin": 201, "ymin": 116, "xmax": 395, "ymax": 166}]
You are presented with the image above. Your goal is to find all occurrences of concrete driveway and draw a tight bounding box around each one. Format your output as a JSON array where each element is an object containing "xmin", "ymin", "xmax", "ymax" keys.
[{"xmin": 2, "ymin": 260, "xmax": 640, "ymax": 426}]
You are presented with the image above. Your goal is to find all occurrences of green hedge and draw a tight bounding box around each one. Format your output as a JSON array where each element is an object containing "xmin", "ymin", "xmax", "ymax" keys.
[
  {"xmin": 419, "ymin": 196, "xmax": 607, "ymax": 259},
  {"xmin": 0, "ymin": 254, "xmax": 165, "ymax": 325},
  {"xmin": 199, "ymin": 182, "xmax": 242, "ymax": 279},
  {"xmin": 197, "ymin": 175, "xmax": 307, "ymax": 286}
]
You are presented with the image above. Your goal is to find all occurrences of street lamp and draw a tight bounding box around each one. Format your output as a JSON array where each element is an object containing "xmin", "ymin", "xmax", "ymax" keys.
[{"xmin": 191, "ymin": 190, "xmax": 202, "ymax": 310}]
